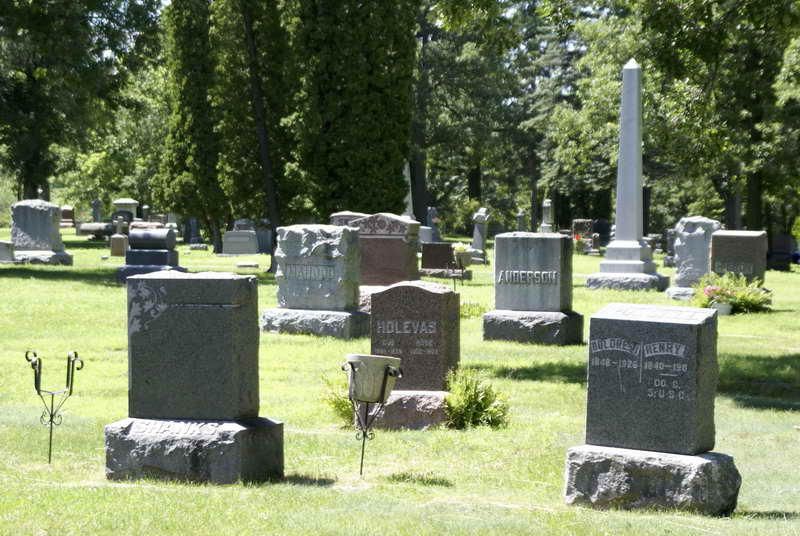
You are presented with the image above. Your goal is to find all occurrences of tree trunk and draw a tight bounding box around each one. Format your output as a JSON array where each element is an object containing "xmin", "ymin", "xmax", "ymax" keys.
[
  {"xmin": 745, "ymin": 171, "xmax": 763, "ymax": 230},
  {"xmin": 409, "ymin": 11, "xmax": 432, "ymax": 224},
  {"xmin": 240, "ymin": 0, "xmax": 281, "ymax": 272},
  {"xmin": 467, "ymin": 161, "xmax": 482, "ymax": 202},
  {"xmin": 526, "ymin": 152, "xmax": 538, "ymax": 231}
]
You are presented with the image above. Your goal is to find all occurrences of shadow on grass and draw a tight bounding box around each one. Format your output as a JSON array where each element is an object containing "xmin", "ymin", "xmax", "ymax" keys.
[
  {"xmin": 0, "ymin": 266, "xmax": 119, "ymax": 287},
  {"xmin": 736, "ymin": 510, "xmax": 800, "ymax": 520},
  {"xmin": 281, "ymin": 473, "xmax": 336, "ymax": 487},
  {"xmin": 718, "ymin": 353, "xmax": 800, "ymax": 410},
  {"xmin": 466, "ymin": 362, "xmax": 587, "ymax": 385},
  {"xmin": 385, "ymin": 471, "xmax": 453, "ymax": 487}
]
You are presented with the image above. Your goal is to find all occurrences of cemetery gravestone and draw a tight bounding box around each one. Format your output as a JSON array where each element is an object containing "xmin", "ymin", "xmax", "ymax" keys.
[
  {"xmin": 0, "ymin": 241, "xmax": 14, "ymax": 263},
  {"xmin": 586, "ymin": 60, "xmax": 668, "ymax": 291},
  {"xmin": 768, "ymin": 233, "xmax": 794, "ymax": 271},
  {"xmin": 471, "ymin": 207, "xmax": 490, "ymax": 264},
  {"xmin": 113, "ymin": 198, "xmax": 139, "ymax": 219},
  {"xmin": 666, "ymin": 216, "xmax": 721, "ymax": 300},
  {"xmin": 222, "ymin": 230, "xmax": 260, "ymax": 255},
  {"xmin": 110, "ymin": 218, "xmax": 129, "ymax": 257},
  {"xmin": 116, "ymin": 228, "xmax": 185, "ymax": 283},
  {"xmin": 710, "ymin": 230, "xmax": 767, "ymax": 283},
  {"xmin": 421, "ymin": 242, "xmax": 452, "ymax": 269},
  {"xmin": 662, "ymin": 228, "xmax": 677, "ymax": 267},
  {"xmin": 351, "ymin": 213, "xmax": 420, "ymax": 286},
  {"xmin": 516, "ymin": 208, "xmax": 526, "ymax": 232},
  {"xmin": 483, "ymin": 233, "xmax": 582, "ymax": 345},
  {"xmin": 260, "ymin": 225, "xmax": 368, "ymax": 339},
  {"xmin": 330, "ymin": 211, "xmax": 370, "ymax": 227},
  {"xmin": 592, "ymin": 219, "xmax": 611, "ymax": 247},
  {"xmin": 369, "ymin": 281, "xmax": 459, "ymax": 428},
  {"xmin": 427, "ymin": 206, "xmax": 442, "ymax": 242},
  {"xmin": 105, "ymin": 271, "xmax": 283, "ymax": 483},
  {"xmin": 563, "ymin": 303, "xmax": 741, "ymax": 515},
  {"xmin": 11, "ymin": 199, "xmax": 73, "ymax": 265},
  {"xmin": 91, "ymin": 199, "xmax": 103, "ymax": 222},
  {"xmin": 540, "ymin": 199, "xmax": 554, "ymax": 232},
  {"xmin": 60, "ymin": 205, "xmax": 75, "ymax": 228},
  {"xmin": 572, "ymin": 219, "xmax": 593, "ymax": 253}
]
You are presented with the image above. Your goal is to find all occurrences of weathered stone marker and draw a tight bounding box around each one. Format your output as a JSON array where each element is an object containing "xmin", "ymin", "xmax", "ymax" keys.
[
  {"xmin": 563, "ymin": 303, "xmax": 741, "ymax": 515},
  {"xmin": 369, "ymin": 281, "xmax": 459, "ymax": 429},
  {"xmin": 666, "ymin": 216, "xmax": 721, "ymax": 300},
  {"xmin": 470, "ymin": 207, "xmax": 490, "ymax": 263},
  {"xmin": 710, "ymin": 230, "xmax": 768, "ymax": 283},
  {"xmin": 260, "ymin": 225, "xmax": 367, "ymax": 339},
  {"xmin": 116, "ymin": 228, "xmax": 185, "ymax": 283},
  {"xmin": 222, "ymin": 230, "xmax": 260, "ymax": 255},
  {"xmin": 105, "ymin": 272, "xmax": 283, "ymax": 483},
  {"xmin": 586, "ymin": 60, "xmax": 667, "ymax": 291},
  {"xmin": 10, "ymin": 199, "xmax": 73, "ymax": 265},
  {"xmin": 483, "ymin": 232, "xmax": 582, "ymax": 345}
]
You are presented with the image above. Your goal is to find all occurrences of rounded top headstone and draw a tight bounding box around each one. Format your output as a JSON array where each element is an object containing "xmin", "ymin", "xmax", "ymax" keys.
[{"xmin": 129, "ymin": 228, "xmax": 176, "ymax": 251}]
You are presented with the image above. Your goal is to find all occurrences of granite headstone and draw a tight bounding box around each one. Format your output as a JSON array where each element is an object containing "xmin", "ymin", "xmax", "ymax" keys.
[
  {"xmin": 710, "ymin": 230, "xmax": 767, "ymax": 283},
  {"xmin": 666, "ymin": 216, "xmax": 721, "ymax": 300},
  {"xmin": 10, "ymin": 199, "xmax": 73, "ymax": 265},
  {"xmin": 351, "ymin": 213, "xmax": 420, "ymax": 286}
]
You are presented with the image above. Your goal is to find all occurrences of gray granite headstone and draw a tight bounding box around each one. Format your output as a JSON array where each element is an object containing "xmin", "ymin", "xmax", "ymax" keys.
[
  {"xmin": 516, "ymin": 209, "xmax": 526, "ymax": 232},
  {"xmin": 275, "ymin": 225, "xmax": 359, "ymax": 310},
  {"xmin": 106, "ymin": 271, "xmax": 283, "ymax": 483},
  {"xmin": 10, "ymin": 199, "xmax": 73, "ymax": 265},
  {"xmin": 261, "ymin": 225, "xmax": 367, "ymax": 338},
  {"xmin": 586, "ymin": 303, "xmax": 718, "ymax": 455},
  {"xmin": 127, "ymin": 272, "xmax": 260, "ymax": 420},
  {"xmin": 666, "ymin": 216, "xmax": 721, "ymax": 300},
  {"xmin": 483, "ymin": 233, "xmax": 582, "ymax": 345},
  {"xmin": 222, "ymin": 230, "xmax": 260, "ymax": 255},
  {"xmin": 540, "ymin": 199, "xmax": 554, "ymax": 232},
  {"xmin": 371, "ymin": 281, "xmax": 459, "ymax": 391},
  {"xmin": 0, "ymin": 241, "xmax": 14, "ymax": 263},
  {"xmin": 427, "ymin": 206, "xmax": 442, "ymax": 242},
  {"xmin": 710, "ymin": 230, "xmax": 767, "ymax": 283},
  {"xmin": 351, "ymin": 213, "xmax": 420, "ymax": 286},
  {"xmin": 471, "ymin": 207, "xmax": 489, "ymax": 263}
]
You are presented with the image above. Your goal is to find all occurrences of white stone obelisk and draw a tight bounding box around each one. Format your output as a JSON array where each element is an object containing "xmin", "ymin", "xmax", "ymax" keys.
[{"xmin": 586, "ymin": 59, "xmax": 668, "ymax": 291}]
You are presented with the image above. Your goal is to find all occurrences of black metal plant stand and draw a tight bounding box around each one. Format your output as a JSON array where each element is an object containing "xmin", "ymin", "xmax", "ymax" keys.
[
  {"xmin": 24, "ymin": 351, "xmax": 83, "ymax": 463},
  {"xmin": 346, "ymin": 363, "xmax": 401, "ymax": 476}
]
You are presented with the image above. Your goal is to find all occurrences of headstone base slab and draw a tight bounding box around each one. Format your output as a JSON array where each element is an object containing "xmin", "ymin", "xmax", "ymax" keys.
[
  {"xmin": 260, "ymin": 308, "xmax": 369, "ymax": 339},
  {"xmin": 483, "ymin": 310, "xmax": 583, "ymax": 345},
  {"xmin": 116, "ymin": 265, "xmax": 187, "ymax": 284},
  {"xmin": 585, "ymin": 272, "xmax": 669, "ymax": 291},
  {"xmin": 13, "ymin": 250, "xmax": 73, "ymax": 266},
  {"xmin": 470, "ymin": 251, "xmax": 487, "ymax": 264},
  {"xmin": 105, "ymin": 417, "xmax": 283, "ymax": 484},
  {"xmin": 665, "ymin": 286, "xmax": 696, "ymax": 301},
  {"xmin": 358, "ymin": 285, "xmax": 389, "ymax": 313},
  {"xmin": 419, "ymin": 268, "xmax": 472, "ymax": 280},
  {"xmin": 367, "ymin": 390, "xmax": 448, "ymax": 430},
  {"xmin": 564, "ymin": 445, "xmax": 740, "ymax": 516},
  {"xmin": 189, "ymin": 243, "xmax": 209, "ymax": 251}
]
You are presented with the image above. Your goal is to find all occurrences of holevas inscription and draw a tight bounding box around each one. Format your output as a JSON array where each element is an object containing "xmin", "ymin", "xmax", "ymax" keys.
[{"xmin": 496, "ymin": 270, "xmax": 558, "ymax": 285}]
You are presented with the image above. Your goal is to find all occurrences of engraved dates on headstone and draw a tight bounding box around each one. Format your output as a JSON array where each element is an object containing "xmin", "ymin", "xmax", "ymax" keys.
[{"xmin": 586, "ymin": 303, "xmax": 718, "ymax": 455}]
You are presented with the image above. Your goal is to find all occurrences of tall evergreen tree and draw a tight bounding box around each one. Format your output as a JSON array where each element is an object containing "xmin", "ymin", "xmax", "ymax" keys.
[
  {"xmin": 293, "ymin": 1, "xmax": 418, "ymax": 218},
  {"xmin": 154, "ymin": 0, "xmax": 229, "ymax": 251}
]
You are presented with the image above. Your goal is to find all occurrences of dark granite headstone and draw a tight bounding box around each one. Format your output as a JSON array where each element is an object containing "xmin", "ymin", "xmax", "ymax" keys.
[
  {"xmin": 117, "ymin": 228, "xmax": 184, "ymax": 283},
  {"xmin": 592, "ymin": 219, "xmax": 611, "ymax": 247},
  {"xmin": 768, "ymin": 233, "xmax": 795, "ymax": 271},
  {"xmin": 427, "ymin": 206, "xmax": 442, "ymax": 242},
  {"xmin": 421, "ymin": 242, "xmax": 453, "ymax": 269},
  {"xmin": 586, "ymin": 303, "xmax": 718, "ymax": 455},
  {"xmin": 370, "ymin": 281, "xmax": 459, "ymax": 391},
  {"xmin": 351, "ymin": 213, "xmax": 420, "ymax": 286},
  {"xmin": 710, "ymin": 230, "xmax": 767, "ymax": 283}
]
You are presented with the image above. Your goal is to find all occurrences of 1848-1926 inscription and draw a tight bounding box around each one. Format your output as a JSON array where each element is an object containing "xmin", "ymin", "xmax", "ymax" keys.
[{"xmin": 585, "ymin": 303, "xmax": 718, "ymax": 455}]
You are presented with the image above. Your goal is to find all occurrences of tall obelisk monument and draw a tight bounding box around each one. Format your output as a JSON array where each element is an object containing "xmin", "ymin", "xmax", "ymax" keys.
[{"xmin": 586, "ymin": 59, "xmax": 668, "ymax": 290}]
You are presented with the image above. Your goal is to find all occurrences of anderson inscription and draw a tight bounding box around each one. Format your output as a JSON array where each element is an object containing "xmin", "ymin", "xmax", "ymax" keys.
[{"xmin": 496, "ymin": 270, "xmax": 558, "ymax": 285}]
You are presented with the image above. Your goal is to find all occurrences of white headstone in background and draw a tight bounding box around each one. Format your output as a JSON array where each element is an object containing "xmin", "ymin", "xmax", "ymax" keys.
[{"xmin": 11, "ymin": 199, "xmax": 72, "ymax": 265}]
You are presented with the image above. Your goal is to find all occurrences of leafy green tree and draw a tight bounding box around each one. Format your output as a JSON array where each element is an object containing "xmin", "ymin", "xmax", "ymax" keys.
[
  {"xmin": 154, "ymin": 0, "xmax": 229, "ymax": 251},
  {"xmin": 293, "ymin": 0, "xmax": 418, "ymax": 219},
  {"xmin": 0, "ymin": 0, "xmax": 160, "ymax": 199}
]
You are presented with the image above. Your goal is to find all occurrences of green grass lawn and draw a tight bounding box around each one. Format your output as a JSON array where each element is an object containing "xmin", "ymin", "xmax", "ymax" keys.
[{"xmin": 0, "ymin": 229, "xmax": 798, "ymax": 535}]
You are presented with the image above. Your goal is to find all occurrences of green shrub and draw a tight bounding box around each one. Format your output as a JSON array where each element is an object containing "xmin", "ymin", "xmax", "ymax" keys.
[
  {"xmin": 691, "ymin": 272, "xmax": 772, "ymax": 314},
  {"xmin": 321, "ymin": 374, "xmax": 354, "ymax": 427},
  {"xmin": 445, "ymin": 369, "xmax": 509, "ymax": 430}
]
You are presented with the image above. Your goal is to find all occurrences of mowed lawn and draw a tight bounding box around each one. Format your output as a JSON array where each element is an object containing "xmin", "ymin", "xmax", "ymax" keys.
[{"xmin": 0, "ymin": 229, "xmax": 798, "ymax": 535}]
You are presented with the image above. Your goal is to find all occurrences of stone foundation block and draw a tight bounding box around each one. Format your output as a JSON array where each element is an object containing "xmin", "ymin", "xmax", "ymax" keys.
[
  {"xmin": 665, "ymin": 286, "xmax": 696, "ymax": 301},
  {"xmin": 105, "ymin": 417, "xmax": 284, "ymax": 484},
  {"xmin": 367, "ymin": 390, "xmax": 448, "ymax": 430},
  {"xmin": 260, "ymin": 308, "xmax": 369, "ymax": 339},
  {"xmin": 483, "ymin": 310, "xmax": 583, "ymax": 345},
  {"xmin": 564, "ymin": 445, "xmax": 741, "ymax": 516},
  {"xmin": 585, "ymin": 272, "xmax": 669, "ymax": 291},
  {"xmin": 13, "ymin": 250, "xmax": 73, "ymax": 265}
]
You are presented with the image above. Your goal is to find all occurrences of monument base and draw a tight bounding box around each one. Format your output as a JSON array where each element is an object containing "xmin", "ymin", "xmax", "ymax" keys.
[
  {"xmin": 419, "ymin": 268, "xmax": 472, "ymax": 280},
  {"xmin": 367, "ymin": 390, "xmax": 448, "ymax": 430},
  {"xmin": 189, "ymin": 243, "xmax": 209, "ymax": 251},
  {"xmin": 666, "ymin": 286, "xmax": 696, "ymax": 301},
  {"xmin": 564, "ymin": 445, "xmax": 741, "ymax": 516},
  {"xmin": 585, "ymin": 272, "xmax": 669, "ymax": 291},
  {"xmin": 260, "ymin": 308, "xmax": 369, "ymax": 339},
  {"xmin": 483, "ymin": 310, "xmax": 583, "ymax": 345},
  {"xmin": 471, "ymin": 250, "xmax": 487, "ymax": 264},
  {"xmin": 105, "ymin": 417, "xmax": 284, "ymax": 484},
  {"xmin": 116, "ymin": 265, "xmax": 187, "ymax": 284},
  {"xmin": 14, "ymin": 250, "xmax": 73, "ymax": 266}
]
